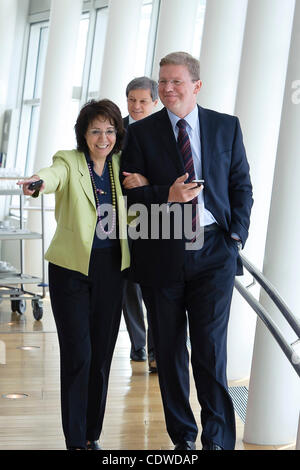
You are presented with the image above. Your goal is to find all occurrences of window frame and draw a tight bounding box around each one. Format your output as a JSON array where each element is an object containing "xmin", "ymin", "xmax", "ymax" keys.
[{"xmin": 13, "ymin": 0, "xmax": 161, "ymax": 178}]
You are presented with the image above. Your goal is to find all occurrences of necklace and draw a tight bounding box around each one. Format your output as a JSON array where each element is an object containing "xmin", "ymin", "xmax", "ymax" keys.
[{"xmin": 87, "ymin": 160, "xmax": 116, "ymax": 236}]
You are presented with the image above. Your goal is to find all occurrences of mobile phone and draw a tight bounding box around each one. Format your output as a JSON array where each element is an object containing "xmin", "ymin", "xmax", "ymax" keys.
[
  {"xmin": 192, "ymin": 179, "xmax": 204, "ymax": 187},
  {"xmin": 28, "ymin": 179, "xmax": 43, "ymax": 198},
  {"xmin": 28, "ymin": 179, "xmax": 43, "ymax": 190}
]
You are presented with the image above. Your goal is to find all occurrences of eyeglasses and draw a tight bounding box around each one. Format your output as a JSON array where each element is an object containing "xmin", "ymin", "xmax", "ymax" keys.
[
  {"xmin": 158, "ymin": 79, "xmax": 184, "ymax": 87},
  {"xmin": 158, "ymin": 79, "xmax": 199, "ymax": 87},
  {"xmin": 87, "ymin": 129, "xmax": 116, "ymax": 137}
]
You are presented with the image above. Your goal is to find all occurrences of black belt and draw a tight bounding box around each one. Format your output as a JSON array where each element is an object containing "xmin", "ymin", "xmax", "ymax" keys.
[{"xmin": 203, "ymin": 223, "xmax": 219, "ymax": 232}]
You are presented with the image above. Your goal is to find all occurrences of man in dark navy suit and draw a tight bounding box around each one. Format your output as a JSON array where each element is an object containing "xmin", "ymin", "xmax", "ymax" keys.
[
  {"xmin": 121, "ymin": 52, "xmax": 253, "ymax": 450},
  {"xmin": 122, "ymin": 77, "xmax": 158, "ymax": 372}
]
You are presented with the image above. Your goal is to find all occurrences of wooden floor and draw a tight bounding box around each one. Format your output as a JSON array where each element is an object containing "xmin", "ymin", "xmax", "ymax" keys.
[{"xmin": 0, "ymin": 294, "xmax": 296, "ymax": 451}]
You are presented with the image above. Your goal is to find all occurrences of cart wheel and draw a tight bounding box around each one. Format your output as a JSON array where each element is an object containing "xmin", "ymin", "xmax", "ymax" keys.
[
  {"xmin": 32, "ymin": 300, "xmax": 43, "ymax": 321},
  {"xmin": 11, "ymin": 299, "xmax": 26, "ymax": 315}
]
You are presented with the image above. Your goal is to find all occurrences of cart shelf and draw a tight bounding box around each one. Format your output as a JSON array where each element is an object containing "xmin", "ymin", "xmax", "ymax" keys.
[{"xmin": 0, "ymin": 184, "xmax": 46, "ymax": 320}]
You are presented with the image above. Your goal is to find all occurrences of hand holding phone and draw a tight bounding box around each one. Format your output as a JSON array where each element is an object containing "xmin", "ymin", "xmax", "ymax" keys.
[
  {"xmin": 28, "ymin": 179, "xmax": 43, "ymax": 198},
  {"xmin": 192, "ymin": 179, "xmax": 204, "ymax": 188}
]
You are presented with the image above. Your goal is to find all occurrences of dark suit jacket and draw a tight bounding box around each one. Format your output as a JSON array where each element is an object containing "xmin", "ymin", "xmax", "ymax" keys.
[
  {"xmin": 123, "ymin": 115, "xmax": 130, "ymax": 130},
  {"xmin": 121, "ymin": 105, "xmax": 253, "ymax": 286}
]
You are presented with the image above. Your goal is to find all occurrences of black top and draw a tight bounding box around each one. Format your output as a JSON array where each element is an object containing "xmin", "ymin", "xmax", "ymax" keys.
[{"xmin": 85, "ymin": 153, "xmax": 118, "ymax": 249}]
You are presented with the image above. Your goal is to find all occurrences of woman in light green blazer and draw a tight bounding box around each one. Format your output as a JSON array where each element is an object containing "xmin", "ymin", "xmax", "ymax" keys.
[{"xmin": 19, "ymin": 100, "xmax": 130, "ymax": 450}]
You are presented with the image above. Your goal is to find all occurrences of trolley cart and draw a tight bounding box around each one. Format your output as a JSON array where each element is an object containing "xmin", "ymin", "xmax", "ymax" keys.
[{"xmin": 0, "ymin": 184, "xmax": 47, "ymax": 320}]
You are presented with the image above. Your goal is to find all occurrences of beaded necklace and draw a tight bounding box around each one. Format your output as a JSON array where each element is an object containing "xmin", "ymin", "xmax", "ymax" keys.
[{"xmin": 87, "ymin": 160, "xmax": 116, "ymax": 236}]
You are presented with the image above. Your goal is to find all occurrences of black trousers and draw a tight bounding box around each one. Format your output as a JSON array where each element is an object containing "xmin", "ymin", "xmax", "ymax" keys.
[
  {"xmin": 141, "ymin": 229, "xmax": 238, "ymax": 450},
  {"xmin": 122, "ymin": 280, "xmax": 154, "ymax": 354},
  {"xmin": 48, "ymin": 247, "xmax": 124, "ymax": 449}
]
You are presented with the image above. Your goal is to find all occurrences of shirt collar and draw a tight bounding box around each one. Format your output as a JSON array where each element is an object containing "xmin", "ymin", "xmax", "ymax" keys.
[
  {"xmin": 167, "ymin": 105, "xmax": 199, "ymax": 132},
  {"xmin": 129, "ymin": 115, "xmax": 136, "ymax": 125}
]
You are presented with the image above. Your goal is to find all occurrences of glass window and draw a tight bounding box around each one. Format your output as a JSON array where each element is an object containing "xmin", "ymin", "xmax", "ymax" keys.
[
  {"xmin": 86, "ymin": 0, "xmax": 160, "ymax": 99},
  {"xmin": 15, "ymin": 22, "xmax": 49, "ymax": 176},
  {"xmin": 34, "ymin": 26, "xmax": 49, "ymax": 100},
  {"xmin": 86, "ymin": 7, "xmax": 109, "ymax": 100},
  {"xmin": 63, "ymin": 13, "xmax": 90, "ymax": 150},
  {"xmin": 13, "ymin": 0, "xmax": 160, "ymax": 182},
  {"xmin": 73, "ymin": 15, "xmax": 90, "ymax": 89},
  {"xmin": 15, "ymin": 14, "xmax": 91, "ymax": 176},
  {"xmin": 134, "ymin": 0, "xmax": 154, "ymax": 77}
]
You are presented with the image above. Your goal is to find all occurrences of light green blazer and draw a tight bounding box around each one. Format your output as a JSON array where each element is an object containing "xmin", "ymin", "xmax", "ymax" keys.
[{"xmin": 37, "ymin": 149, "xmax": 130, "ymax": 276}]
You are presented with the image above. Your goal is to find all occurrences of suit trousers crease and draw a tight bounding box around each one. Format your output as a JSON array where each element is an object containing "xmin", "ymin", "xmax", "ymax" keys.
[
  {"xmin": 141, "ymin": 229, "xmax": 238, "ymax": 450},
  {"xmin": 122, "ymin": 280, "xmax": 154, "ymax": 354},
  {"xmin": 122, "ymin": 235, "xmax": 154, "ymax": 355},
  {"xmin": 48, "ymin": 247, "xmax": 124, "ymax": 449}
]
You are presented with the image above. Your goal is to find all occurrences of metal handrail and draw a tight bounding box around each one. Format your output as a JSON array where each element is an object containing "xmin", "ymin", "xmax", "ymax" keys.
[
  {"xmin": 240, "ymin": 254, "xmax": 300, "ymax": 338},
  {"xmin": 234, "ymin": 253, "xmax": 300, "ymax": 378}
]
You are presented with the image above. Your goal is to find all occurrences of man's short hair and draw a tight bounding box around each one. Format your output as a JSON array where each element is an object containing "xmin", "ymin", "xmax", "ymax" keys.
[
  {"xmin": 159, "ymin": 51, "xmax": 200, "ymax": 81},
  {"xmin": 126, "ymin": 76, "xmax": 158, "ymax": 102}
]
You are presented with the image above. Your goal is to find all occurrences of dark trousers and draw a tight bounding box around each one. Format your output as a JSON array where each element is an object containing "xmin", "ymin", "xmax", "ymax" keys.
[
  {"xmin": 48, "ymin": 247, "xmax": 124, "ymax": 449},
  {"xmin": 141, "ymin": 229, "xmax": 238, "ymax": 450},
  {"xmin": 122, "ymin": 280, "xmax": 154, "ymax": 354}
]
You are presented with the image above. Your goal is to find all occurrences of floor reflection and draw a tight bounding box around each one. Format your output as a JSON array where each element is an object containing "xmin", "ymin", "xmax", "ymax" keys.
[
  {"xmin": 0, "ymin": 294, "xmax": 56, "ymax": 333},
  {"xmin": 102, "ymin": 328, "xmax": 174, "ymax": 450},
  {"xmin": 0, "ymin": 292, "xmax": 285, "ymax": 450}
]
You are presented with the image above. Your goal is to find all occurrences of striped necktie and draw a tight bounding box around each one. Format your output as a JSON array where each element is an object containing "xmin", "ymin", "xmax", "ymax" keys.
[{"xmin": 176, "ymin": 119, "xmax": 198, "ymax": 241}]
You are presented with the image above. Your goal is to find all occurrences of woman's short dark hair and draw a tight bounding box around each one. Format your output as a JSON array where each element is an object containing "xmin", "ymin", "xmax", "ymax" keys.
[{"xmin": 75, "ymin": 99, "xmax": 125, "ymax": 154}]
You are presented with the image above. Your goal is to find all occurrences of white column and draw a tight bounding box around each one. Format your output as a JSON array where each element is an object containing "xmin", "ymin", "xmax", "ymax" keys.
[
  {"xmin": 297, "ymin": 414, "xmax": 300, "ymax": 450},
  {"xmin": 0, "ymin": 0, "xmax": 18, "ymax": 146},
  {"xmin": 235, "ymin": 0, "xmax": 295, "ymax": 269},
  {"xmin": 151, "ymin": 0, "xmax": 199, "ymax": 80},
  {"xmin": 226, "ymin": 0, "xmax": 296, "ymax": 381},
  {"xmin": 244, "ymin": 0, "xmax": 300, "ymax": 445},
  {"xmin": 196, "ymin": 0, "xmax": 251, "ymax": 381},
  {"xmin": 25, "ymin": 0, "xmax": 82, "ymax": 278},
  {"xmin": 198, "ymin": 0, "xmax": 248, "ymax": 114},
  {"xmin": 99, "ymin": 0, "xmax": 143, "ymax": 116},
  {"xmin": 33, "ymin": 0, "xmax": 82, "ymax": 169},
  {"xmin": 0, "ymin": 0, "xmax": 18, "ymax": 227}
]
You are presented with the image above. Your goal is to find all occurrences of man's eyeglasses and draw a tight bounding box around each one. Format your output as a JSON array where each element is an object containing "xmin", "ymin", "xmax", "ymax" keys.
[
  {"xmin": 158, "ymin": 79, "xmax": 184, "ymax": 87},
  {"xmin": 87, "ymin": 129, "xmax": 116, "ymax": 137},
  {"xmin": 158, "ymin": 79, "xmax": 199, "ymax": 87}
]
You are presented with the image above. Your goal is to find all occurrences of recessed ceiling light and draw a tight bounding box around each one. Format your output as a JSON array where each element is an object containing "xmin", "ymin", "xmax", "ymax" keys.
[
  {"xmin": 2, "ymin": 393, "xmax": 29, "ymax": 399},
  {"xmin": 17, "ymin": 346, "xmax": 40, "ymax": 350}
]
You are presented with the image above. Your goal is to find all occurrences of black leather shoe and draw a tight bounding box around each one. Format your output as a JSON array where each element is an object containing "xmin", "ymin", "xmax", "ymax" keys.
[
  {"xmin": 202, "ymin": 443, "xmax": 223, "ymax": 450},
  {"xmin": 148, "ymin": 353, "xmax": 157, "ymax": 372},
  {"xmin": 174, "ymin": 441, "xmax": 196, "ymax": 450},
  {"xmin": 86, "ymin": 440, "xmax": 102, "ymax": 450},
  {"xmin": 130, "ymin": 347, "xmax": 147, "ymax": 361}
]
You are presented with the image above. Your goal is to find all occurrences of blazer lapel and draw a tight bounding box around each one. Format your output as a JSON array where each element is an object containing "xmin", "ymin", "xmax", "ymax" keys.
[
  {"xmin": 198, "ymin": 105, "xmax": 213, "ymax": 182},
  {"xmin": 154, "ymin": 108, "xmax": 185, "ymax": 175},
  {"xmin": 77, "ymin": 152, "xmax": 96, "ymax": 209}
]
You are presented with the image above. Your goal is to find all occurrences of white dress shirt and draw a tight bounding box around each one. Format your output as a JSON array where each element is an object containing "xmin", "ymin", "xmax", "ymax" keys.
[{"xmin": 167, "ymin": 106, "xmax": 216, "ymax": 227}]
